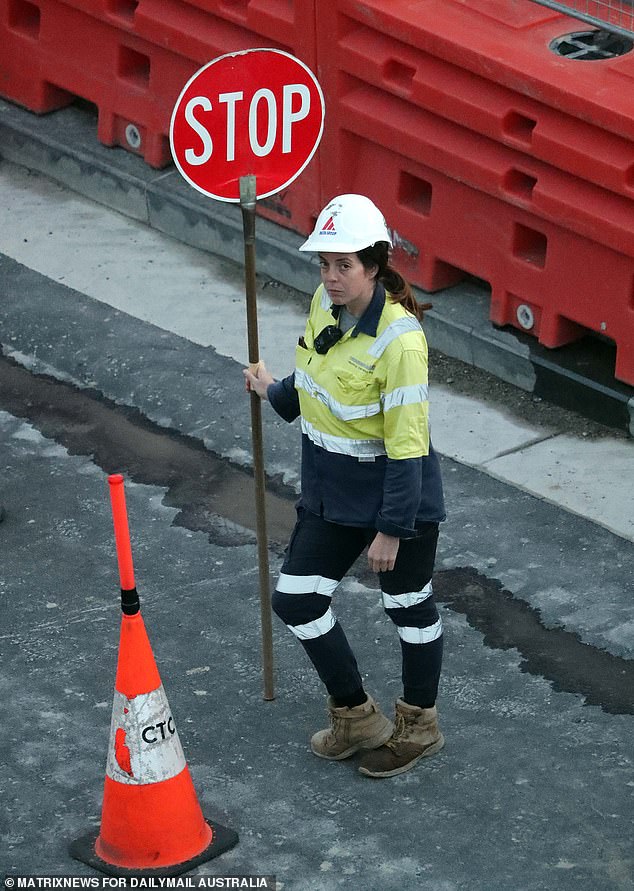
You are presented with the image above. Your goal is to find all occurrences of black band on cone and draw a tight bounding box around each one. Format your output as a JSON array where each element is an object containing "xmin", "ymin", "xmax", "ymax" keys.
[{"xmin": 121, "ymin": 587, "xmax": 140, "ymax": 615}]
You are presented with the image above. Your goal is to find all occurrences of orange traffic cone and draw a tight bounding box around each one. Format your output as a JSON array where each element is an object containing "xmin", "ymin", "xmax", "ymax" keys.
[{"xmin": 70, "ymin": 474, "xmax": 238, "ymax": 876}]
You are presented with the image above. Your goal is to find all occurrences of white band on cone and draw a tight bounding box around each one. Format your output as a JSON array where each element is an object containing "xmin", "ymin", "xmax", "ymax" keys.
[{"xmin": 105, "ymin": 686, "xmax": 187, "ymax": 785}]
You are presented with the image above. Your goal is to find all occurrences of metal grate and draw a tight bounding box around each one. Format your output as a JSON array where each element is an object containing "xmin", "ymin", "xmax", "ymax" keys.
[
  {"xmin": 530, "ymin": 0, "xmax": 634, "ymax": 39},
  {"xmin": 550, "ymin": 28, "xmax": 633, "ymax": 57}
]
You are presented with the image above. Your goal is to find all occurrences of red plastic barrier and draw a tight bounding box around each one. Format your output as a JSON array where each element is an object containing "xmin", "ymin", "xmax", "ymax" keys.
[
  {"xmin": 319, "ymin": 133, "xmax": 634, "ymax": 385},
  {"xmin": 51, "ymin": 0, "xmax": 140, "ymax": 30},
  {"xmin": 0, "ymin": 0, "xmax": 197, "ymax": 166},
  {"xmin": 327, "ymin": 0, "xmax": 634, "ymax": 143},
  {"xmin": 0, "ymin": 0, "xmax": 74, "ymax": 113},
  {"xmin": 324, "ymin": 78, "xmax": 634, "ymax": 258},
  {"xmin": 174, "ymin": 0, "xmax": 317, "ymax": 61},
  {"xmin": 53, "ymin": 0, "xmax": 317, "ymax": 69},
  {"xmin": 0, "ymin": 0, "xmax": 321, "ymax": 232},
  {"xmin": 316, "ymin": 19, "xmax": 634, "ymax": 202},
  {"xmin": 3, "ymin": 0, "xmax": 632, "ymax": 379},
  {"xmin": 518, "ymin": 0, "xmax": 634, "ymax": 32},
  {"xmin": 315, "ymin": 0, "xmax": 634, "ymax": 382},
  {"xmin": 130, "ymin": 0, "xmax": 322, "ymax": 232}
]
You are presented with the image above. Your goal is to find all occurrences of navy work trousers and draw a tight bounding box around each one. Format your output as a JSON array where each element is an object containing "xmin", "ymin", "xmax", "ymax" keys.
[{"xmin": 272, "ymin": 508, "xmax": 443, "ymax": 708}]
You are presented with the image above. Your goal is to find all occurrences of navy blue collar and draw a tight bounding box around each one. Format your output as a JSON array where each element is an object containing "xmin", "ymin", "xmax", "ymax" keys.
[{"xmin": 329, "ymin": 282, "xmax": 385, "ymax": 338}]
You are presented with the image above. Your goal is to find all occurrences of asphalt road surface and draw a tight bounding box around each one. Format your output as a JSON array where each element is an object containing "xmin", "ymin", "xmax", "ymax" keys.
[{"xmin": 0, "ymin": 159, "xmax": 633, "ymax": 891}]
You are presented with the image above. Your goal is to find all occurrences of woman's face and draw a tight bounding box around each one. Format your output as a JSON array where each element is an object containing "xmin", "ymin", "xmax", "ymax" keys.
[{"xmin": 318, "ymin": 252, "xmax": 378, "ymax": 317}]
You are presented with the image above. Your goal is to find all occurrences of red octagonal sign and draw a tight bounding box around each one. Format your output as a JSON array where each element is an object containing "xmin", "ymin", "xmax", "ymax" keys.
[{"xmin": 170, "ymin": 48, "xmax": 325, "ymax": 203}]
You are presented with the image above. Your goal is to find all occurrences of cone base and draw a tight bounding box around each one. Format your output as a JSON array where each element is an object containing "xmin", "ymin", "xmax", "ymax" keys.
[{"xmin": 69, "ymin": 819, "xmax": 239, "ymax": 878}]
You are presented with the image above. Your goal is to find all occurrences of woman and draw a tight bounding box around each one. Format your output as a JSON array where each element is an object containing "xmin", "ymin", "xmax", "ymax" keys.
[{"xmin": 244, "ymin": 194, "xmax": 446, "ymax": 778}]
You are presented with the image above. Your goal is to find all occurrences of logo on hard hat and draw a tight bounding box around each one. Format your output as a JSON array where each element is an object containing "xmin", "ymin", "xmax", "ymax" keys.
[
  {"xmin": 298, "ymin": 194, "xmax": 392, "ymax": 252},
  {"xmin": 320, "ymin": 216, "xmax": 337, "ymax": 235}
]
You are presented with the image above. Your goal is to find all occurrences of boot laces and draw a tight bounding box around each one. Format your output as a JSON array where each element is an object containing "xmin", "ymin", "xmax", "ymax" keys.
[
  {"xmin": 327, "ymin": 711, "xmax": 344, "ymax": 742},
  {"xmin": 386, "ymin": 711, "xmax": 416, "ymax": 749}
]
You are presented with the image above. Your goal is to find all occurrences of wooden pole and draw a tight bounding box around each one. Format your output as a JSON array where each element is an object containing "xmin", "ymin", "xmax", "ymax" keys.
[{"xmin": 239, "ymin": 174, "xmax": 275, "ymax": 701}]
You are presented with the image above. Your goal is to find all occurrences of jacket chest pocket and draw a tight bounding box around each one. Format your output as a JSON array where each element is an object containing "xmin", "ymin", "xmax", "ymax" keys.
[
  {"xmin": 295, "ymin": 342, "xmax": 314, "ymax": 373},
  {"xmin": 333, "ymin": 367, "xmax": 380, "ymax": 411},
  {"xmin": 336, "ymin": 370, "xmax": 371, "ymax": 392}
]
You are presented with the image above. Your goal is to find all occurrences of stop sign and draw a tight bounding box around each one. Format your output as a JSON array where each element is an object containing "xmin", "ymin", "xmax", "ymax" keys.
[{"xmin": 170, "ymin": 48, "xmax": 325, "ymax": 202}]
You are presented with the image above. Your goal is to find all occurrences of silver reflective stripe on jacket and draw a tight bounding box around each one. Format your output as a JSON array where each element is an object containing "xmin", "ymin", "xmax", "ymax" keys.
[
  {"xmin": 382, "ymin": 383, "xmax": 429, "ymax": 413},
  {"xmin": 301, "ymin": 417, "xmax": 387, "ymax": 458},
  {"xmin": 367, "ymin": 317, "xmax": 422, "ymax": 358},
  {"xmin": 296, "ymin": 369, "xmax": 382, "ymax": 421}
]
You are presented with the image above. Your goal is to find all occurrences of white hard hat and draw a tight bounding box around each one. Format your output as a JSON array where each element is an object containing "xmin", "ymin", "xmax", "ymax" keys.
[{"xmin": 299, "ymin": 194, "xmax": 392, "ymax": 253}]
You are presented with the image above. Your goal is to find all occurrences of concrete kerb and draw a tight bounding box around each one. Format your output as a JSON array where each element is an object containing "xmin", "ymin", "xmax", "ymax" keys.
[
  {"xmin": 0, "ymin": 98, "xmax": 319, "ymax": 296},
  {"xmin": 1, "ymin": 98, "xmax": 633, "ymax": 434},
  {"xmin": 0, "ymin": 101, "xmax": 152, "ymax": 223}
]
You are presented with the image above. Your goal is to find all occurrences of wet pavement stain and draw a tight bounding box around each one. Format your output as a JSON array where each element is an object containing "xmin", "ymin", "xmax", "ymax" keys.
[
  {"xmin": 434, "ymin": 567, "xmax": 634, "ymax": 716},
  {"xmin": 0, "ymin": 352, "xmax": 297, "ymax": 550},
  {"xmin": 1, "ymin": 352, "xmax": 631, "ymax": 717}
]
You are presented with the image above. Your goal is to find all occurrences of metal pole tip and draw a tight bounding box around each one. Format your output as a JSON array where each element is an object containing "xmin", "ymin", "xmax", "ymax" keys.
[{"xmin": 239, "ymin": 174, "xmax": 257, "ymax": 210}]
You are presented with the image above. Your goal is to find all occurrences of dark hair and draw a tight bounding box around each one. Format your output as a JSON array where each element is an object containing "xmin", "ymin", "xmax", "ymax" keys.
[{"xmin": 356, "ymin": 242, "xmax": 431, "ymax": 321}]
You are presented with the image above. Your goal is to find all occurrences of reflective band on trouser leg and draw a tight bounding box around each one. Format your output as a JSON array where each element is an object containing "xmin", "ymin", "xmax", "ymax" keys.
[
  {"xmin": 272, "ymin": 573, "xmax": 339, "ymax": 640},
  {"xmin": 397, "ymin": 618, "xmax": 443, "ymax": 644},
  {"xmin": 301, "ymin": 621, "xmax": 364, "ymax": 701},
  {"xmin": 274, "ymin": 516, "xmax": 370, "ymax": 701},
  {"xmin": 381, "ymin": 581, "xmax": 433, "ymax": 611},
  {"xmin": 272, "ymin": 575, "xmax": 364, "ymax": 701},
  {"xmin": 289, "ymin": 607, "xmax": 336, "ymax": 641},
  {"xmin": 276, "ymin": 571, "xmax": 339, "ymax": 597},
  {"xmin": 382, "ymin": 583, "xmax": 443, "ymax": 708}
]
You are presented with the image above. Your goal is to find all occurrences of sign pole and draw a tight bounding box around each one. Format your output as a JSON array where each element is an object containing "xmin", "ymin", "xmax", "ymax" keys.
[
  {"xmin": 239, "ymin": 174, "xmax": 275, "ymax": 702},
  {"xmin": 170, "ymin": 47, "xmax": 324, "ymax": 705}
]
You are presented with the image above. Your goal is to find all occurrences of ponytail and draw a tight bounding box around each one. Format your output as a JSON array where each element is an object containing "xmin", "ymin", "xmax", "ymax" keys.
[{"xmin": 356, "ymin": 243, "xmax": 431, "ymax": 321}]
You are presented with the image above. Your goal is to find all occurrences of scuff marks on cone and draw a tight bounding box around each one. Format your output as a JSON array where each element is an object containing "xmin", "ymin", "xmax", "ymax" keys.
[{"xmin": 106, "ymin": 687, "xmax": 186, "ymax": 786}]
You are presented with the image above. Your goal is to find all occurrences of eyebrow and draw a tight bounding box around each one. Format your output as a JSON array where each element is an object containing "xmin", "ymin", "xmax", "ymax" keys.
[{"xmin": 318, "ymin": 254, "xmax": 353, "ymax": 263}]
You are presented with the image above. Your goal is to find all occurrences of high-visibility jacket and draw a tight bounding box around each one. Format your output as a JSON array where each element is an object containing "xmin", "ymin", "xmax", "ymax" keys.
[{"xmin": 268, "ymin": 283, "xmax": 445, "ymax": 536}]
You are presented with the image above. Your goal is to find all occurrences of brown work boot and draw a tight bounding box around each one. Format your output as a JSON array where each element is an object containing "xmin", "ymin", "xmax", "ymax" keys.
[
  {"xmin": 310, "ymin": 695, "xmax": 394, "ymax": 760},
  {"xmin": 358, "ymin": 699, "xmax": 444, "ymax": 778}
]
